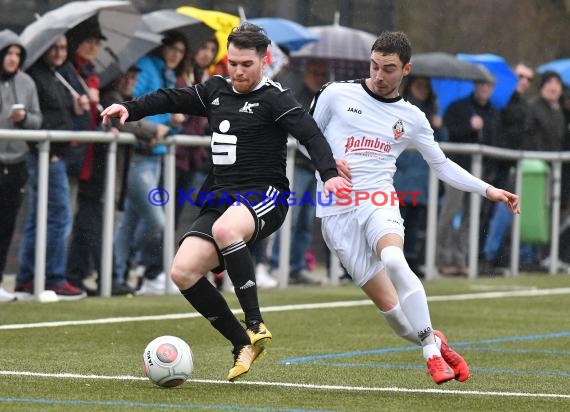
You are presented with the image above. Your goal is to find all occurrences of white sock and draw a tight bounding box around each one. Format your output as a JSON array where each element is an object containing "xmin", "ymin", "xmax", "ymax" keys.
[
  {"xmin": 380, "ymin": 246, "xmax": 439, "ymax": 353},
  {"xmin": 422, "ymin": 343, "xmax": 440, "ymax": 360},
  {"xmin": 380, "ymin": 302, "xmax": 419, "ymax": 344}
]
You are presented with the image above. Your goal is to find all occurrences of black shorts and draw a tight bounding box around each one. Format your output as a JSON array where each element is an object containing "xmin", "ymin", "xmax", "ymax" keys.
[{"xmin": 179, "ymin": 186, "xmax": 288, "ymax": 273}]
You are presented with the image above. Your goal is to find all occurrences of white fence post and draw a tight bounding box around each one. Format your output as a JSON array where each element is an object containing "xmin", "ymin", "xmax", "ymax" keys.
[{"xmin": 33, "ymin": 139, "xmax": 50, "ymax": 298}]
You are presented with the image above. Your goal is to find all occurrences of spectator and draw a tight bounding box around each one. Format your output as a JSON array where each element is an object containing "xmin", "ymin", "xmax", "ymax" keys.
[
  {"xmin": 59, "ymin": 16, "xmax": 109, "ymax": 294},
  {"xmin": 102, "ymin": 66, "xmax": 169, "ymax": 294},
  {"xmin": 481, "ymin": 63, "xmax": 534, "ymax": 273},
  {"xmin": 0, "ymin": 30, "xmax": 42, "ymax": 302},
  {"xmin": 174, "ymin": 37, "xmax": 218, "ymax": 228},
  {"xmin": 437, "ymin": 78, "xmax": 500, "ymax": 276},
  {"xmin": 130, "ymin": 31, "xmax": 188, "ymax": 295},
  {"xmin": 270, "ymin": 59, "xmax": 330, "ymax": 285},
  {"xmin": 16, "ymin": 35, "xmax": 87, "ymax": 300},
  {"xmin": 518, "ymin": 71, "xmax": 566, "ymax": 268},
  {"xmin": 524, "ymin": 71, "xmax": 565, "ymax": 151}
]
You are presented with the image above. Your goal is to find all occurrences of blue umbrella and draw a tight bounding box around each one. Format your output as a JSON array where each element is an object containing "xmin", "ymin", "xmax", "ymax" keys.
[
  {"xmin": 247, "ymin": 17, "xmax": 319, "ymax": 52},
  {"xmin": 537, "ymin": 58, "xmax": 570, "ymax": 86},
  {"xmin": 431, "ymin": 53, "xmax": 517, "ymax": 115}
]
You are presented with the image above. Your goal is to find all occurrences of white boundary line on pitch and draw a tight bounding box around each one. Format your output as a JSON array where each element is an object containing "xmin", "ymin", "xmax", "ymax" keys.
[
  {"xmin": 0, "ymin": 371, "xmax": 569, "ymax": 399},
  {"xmin": 2, "ymin": 287, "xmax": 570, "ymax": 331}
]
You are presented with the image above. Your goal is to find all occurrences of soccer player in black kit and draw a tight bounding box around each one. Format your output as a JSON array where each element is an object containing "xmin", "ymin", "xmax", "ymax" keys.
[{"xmin": 102, "ymin": 23, "xmax": 350, "ymax": 381}]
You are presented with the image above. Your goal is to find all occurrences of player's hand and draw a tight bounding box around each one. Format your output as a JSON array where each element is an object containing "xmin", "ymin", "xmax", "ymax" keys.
[
  {"xmin": 323, "ymin": 175, "xmax": 352, "ymax": 197},
  {"xmin": 486, "ymin": 186, "xmax": 520, "ymax": 214},
  {"xmin": 101, "ymin": 104, "xmax": 129, "ymax": 125},
  {"xmin": 336, "ymin": 159, "xmax": 351, "ymax": 181}
]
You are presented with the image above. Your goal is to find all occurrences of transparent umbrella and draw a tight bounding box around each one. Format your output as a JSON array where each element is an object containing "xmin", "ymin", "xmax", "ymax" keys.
[
  {"xmin": 290, "ymin": 21, "xmax": 377, "ymax": 80},
  {"xmin": 20, "ymin": 0, "xmax": 141, "ymax": 70},
  {"xmin": 96, "ymin": 27, "xmax": 162, "ymax": 87}
]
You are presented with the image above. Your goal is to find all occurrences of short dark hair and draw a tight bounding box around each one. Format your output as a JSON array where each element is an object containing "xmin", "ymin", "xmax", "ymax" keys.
[
  {"xmin": 370, "ymin": 31, "xmax": 411, "ymax": 66},
  {"xmin": 227, "ymin": 23, "xmax": 270, "ymax": 57}
]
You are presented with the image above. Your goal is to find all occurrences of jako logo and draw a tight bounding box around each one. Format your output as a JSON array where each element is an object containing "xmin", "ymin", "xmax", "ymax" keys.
[{"xmin": 347, "ymin": 107, "xmax": 362, "ymax": 114}]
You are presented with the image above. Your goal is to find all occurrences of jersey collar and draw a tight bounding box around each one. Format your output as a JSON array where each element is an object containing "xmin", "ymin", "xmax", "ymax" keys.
[
  {"xmin": 232, "ymin": 76, "xmax": 269, "ymax": 94},
  {"xmin": 361, "ymin": 79, "xmax": 402, "ymax": 103}
]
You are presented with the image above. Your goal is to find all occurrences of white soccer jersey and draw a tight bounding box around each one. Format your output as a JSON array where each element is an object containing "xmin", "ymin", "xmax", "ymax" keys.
[{"xmin": 311, "ymin": 80, "xmax": 489, "ymax": 217}]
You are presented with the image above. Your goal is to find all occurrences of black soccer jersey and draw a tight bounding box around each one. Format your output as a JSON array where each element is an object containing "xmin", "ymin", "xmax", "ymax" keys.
[{"xmin": 123, "ymin": 75, "xmax": 338, "ymax": 193}]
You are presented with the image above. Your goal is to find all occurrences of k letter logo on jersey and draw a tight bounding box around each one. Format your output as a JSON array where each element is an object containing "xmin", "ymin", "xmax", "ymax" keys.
[
  {"xmin": 393, "ymin": 119, "xmax": 405, "ymax": 139},
  {"xmin": 239, "ymin": 101, "xmax": 259, "ymax": 114}
]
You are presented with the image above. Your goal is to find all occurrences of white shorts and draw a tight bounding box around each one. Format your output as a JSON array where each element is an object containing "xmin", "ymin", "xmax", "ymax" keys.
[{"xmin": 321, "ymin": 203, "xmax": 405, "ymax": 287}]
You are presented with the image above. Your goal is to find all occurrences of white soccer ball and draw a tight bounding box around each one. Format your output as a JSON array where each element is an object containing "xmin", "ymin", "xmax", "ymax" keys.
[{"xmin": 142, "ymin": 335, "xmax": 194, "ymax": 387}]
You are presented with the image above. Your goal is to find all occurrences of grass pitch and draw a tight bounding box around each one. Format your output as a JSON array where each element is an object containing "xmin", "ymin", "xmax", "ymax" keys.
[{"xmin": 0, "ymin": 274, "xmax": 569, "ymax": 411}]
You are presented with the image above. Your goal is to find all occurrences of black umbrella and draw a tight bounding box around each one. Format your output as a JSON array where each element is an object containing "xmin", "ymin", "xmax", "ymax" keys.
[
  {"xmin": 142, "ymin": 9, "xmax": 215, "ymax": 52},
  {"xmin": 411, "ymin": 52, "xmax": 494, "ymax": 82}
]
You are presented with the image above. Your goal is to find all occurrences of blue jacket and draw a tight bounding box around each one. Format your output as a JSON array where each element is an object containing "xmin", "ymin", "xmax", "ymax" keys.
[{"xmin": 133, "ymin": 55, "xmax": 180, "ymax": 155}]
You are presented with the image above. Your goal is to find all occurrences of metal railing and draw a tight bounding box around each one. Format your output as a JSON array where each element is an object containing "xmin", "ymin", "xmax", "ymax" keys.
[
  {"xmin": 424, "ymin": 143, "xmax": 570, "ymax": 280},
  {"xmin": 0, "ymin": 129, "xmax": 298, "ymax": 299},
  {"xmin": 1, "ymin": 129, "xmax": 567, "ymax": 299}
]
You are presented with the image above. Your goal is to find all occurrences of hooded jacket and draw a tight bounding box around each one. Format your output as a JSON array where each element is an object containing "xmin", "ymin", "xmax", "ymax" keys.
[{"xmin": 0, "ymin": 29, "xmax": 42, "ymax": 164}]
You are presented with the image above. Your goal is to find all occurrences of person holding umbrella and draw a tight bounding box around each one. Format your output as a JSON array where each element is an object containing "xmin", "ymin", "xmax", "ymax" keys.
[
  {"xmin": 0, "ymin": 30, "xmax": 42, "ymax": 302},
  {"xmin": 15, "ymin": 35, "xmax": 87, "ymax": 300},
  {"xmin": 59, "ymin": 16, "xmax": 131, "ymax": 295},
  {"xmin": 101, "ymin": 23, "xmax": 350, "ymax": 381},
  {"xmin": 127, "ymin": 30, "xmax": 188, "ymax": 295}
]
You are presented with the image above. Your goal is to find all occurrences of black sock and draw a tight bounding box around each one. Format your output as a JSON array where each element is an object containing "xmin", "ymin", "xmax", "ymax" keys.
[
  {"xmin": 221, "ymin": 241, "xmax": 262, "ymax": 325},
  {"xmin": 181, "ymin": 277, "xmax": 249, "ymax": 347}
]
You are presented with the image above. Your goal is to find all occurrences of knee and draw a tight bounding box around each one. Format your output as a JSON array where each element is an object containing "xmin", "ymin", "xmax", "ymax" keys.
[
  {"xmin": 380, "ymin": 246, "xmax": 407, "ymax": 272},
  {"xmin": 170, "ymin": 262, "xmax": 202, "ymax": 290},
  {"xmin": 211, "ymin": 221, "xmax": 238, "ymax": 247}
]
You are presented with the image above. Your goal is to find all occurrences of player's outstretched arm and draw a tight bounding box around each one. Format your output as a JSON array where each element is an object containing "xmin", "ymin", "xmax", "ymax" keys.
[
  {"xmin": 101, "ymin": 104, "xmax": 129, "ymax": 125},
  {"xmin": 485, "ymin": 186, "xmax": 521, "ymax": 214},
  {"xmin": 323, "ymin": 175, "xmax": 352, "ymax": 197}
]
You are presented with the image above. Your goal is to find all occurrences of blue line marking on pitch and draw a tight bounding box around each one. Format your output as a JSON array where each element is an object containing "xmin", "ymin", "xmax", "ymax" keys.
[
  {"xmin": 0, "ymin": 397, "xmax": 329, "ymax": 411},
  {"xmin": 281, "ymin": 346, "xmax": 418, "ymax": 364},
  {"xmin": 466, "ymin": 347, "xmax": 570, "ymax": 356},
  {"xmin": 303, "ymin": 362, "xmax": 570, "ymax": 377},
  {"xmin": 279, "ymin": 331, "xmax": 570, "ymax": 378},
  {"xmin": 439, "ymin": 331, "xmax": 570, "ymax": 347},
  {"xmin": 280, "ymin": 331, "xmax": 570, "ymax": 364}
]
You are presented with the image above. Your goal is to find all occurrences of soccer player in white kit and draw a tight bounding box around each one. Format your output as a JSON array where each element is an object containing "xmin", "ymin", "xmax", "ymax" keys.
[{"xmin": 310, "ymin": 31, "xmax": 520, "ymax": 384}]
